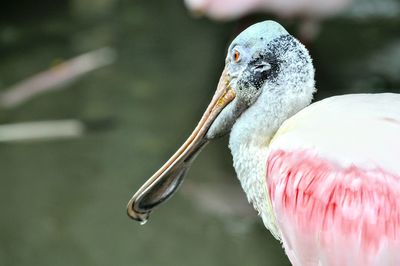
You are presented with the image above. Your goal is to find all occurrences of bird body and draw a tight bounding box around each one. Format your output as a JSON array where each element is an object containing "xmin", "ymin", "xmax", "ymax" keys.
[
  {"xmin": 128, "ymin": 21, "xmax": 400, "ymax": 266},
  {"xmin": 231, "ymin": 93, "xmax": 400, "ymax": 265}
]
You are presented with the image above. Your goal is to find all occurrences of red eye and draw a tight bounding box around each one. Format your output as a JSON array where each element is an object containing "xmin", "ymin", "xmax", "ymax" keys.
[{"xmin": 233, "ymin": 50, "xmax": 240, "ymax": 62}]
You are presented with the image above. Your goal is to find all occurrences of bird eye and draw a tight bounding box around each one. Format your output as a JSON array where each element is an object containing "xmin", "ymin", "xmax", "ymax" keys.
[{"xmin": 233, "ymin": 50, "xmax": 240, "ymax": 62}]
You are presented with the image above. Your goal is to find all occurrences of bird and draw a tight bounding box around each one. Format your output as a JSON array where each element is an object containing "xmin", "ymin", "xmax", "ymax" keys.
[
  {"xmin": 127, "ymin": 21, "xmax": 400, "ymax": 265},
  {"xmin": 184, "ymin": 0, "xmax": 351, "ymax": 21},
  {"xmin": 184, "ymin": 0, "xmax": 352, "ymax": 41}
]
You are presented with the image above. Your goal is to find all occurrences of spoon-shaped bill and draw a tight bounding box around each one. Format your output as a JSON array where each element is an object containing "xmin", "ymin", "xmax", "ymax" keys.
[{"xmin": 127, "ymin": 68, "xmax": 235, "ymax": 222}]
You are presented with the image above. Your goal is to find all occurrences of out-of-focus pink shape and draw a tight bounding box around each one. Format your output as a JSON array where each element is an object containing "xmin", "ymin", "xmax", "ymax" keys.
[{"xmin": 184, "ymin": 0, "xmax": 351, "ymax": 20}]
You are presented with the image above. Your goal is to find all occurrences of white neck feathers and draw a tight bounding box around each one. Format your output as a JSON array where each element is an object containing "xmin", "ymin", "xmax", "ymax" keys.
[{"xmin": 228, "ymin": 78, "xmax": 314, "ymax": 239}]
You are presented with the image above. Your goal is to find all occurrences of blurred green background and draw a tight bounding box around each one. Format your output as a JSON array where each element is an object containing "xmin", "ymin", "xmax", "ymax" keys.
[{"xmin": 0, "ymin": 0, "xmax": 399, "ymax": 265}]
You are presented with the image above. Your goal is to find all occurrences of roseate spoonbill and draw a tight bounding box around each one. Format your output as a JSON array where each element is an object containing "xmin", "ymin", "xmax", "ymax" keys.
[
  {"xmin": 127, "ymin": 21, "xmax": 400, "ymax": 265},
  {"xmin": 184, "ymin": 0, "xmax": 351, "ymax": 21},
  {"xmin": 184, "ymin": 0, "xmax": 352, "ymax": 41}
]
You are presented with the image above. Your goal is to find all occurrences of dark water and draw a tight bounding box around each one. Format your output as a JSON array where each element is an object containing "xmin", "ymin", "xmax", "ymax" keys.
[{"xmin": 0, "ymin": 0, "xmax": 399, "ymax": 265}]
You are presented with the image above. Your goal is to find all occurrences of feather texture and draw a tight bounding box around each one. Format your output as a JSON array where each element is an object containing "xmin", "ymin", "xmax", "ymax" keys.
[{"xmin": 266, "ymin": 93, "xmax": 400, "ymax": 265}]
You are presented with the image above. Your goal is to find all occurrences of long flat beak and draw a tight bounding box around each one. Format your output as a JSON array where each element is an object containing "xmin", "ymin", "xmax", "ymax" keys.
[{"xmin": 127, "ymin": 67, "xmax": 236, "ymax": 222}]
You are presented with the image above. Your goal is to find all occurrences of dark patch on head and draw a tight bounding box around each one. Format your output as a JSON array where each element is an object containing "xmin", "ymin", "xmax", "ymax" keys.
[
  {"xmin": 249, "ymin": 51, "xmax": 280, "ymax": 89},
  {"xmin": 239, "ymin": 34, "xmax": 311, "ymax": 91},
  {"xmin": 268, "ymin": 35, "xmax": 311, "ymax": 84}
]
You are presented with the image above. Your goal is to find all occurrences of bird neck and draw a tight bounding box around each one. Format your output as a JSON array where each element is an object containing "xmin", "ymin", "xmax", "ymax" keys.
[{"xmin": 228, "ymin": 83, "xmax": 314, "ymax": 239}]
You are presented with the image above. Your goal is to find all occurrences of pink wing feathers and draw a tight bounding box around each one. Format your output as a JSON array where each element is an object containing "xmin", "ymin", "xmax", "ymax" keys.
[
  {"xmin": 267, "ymin": 150, "xmax": 400, "ymax": 266},
  {"xmin": 266, "ymin": 94, "xmax": 400, "ymax": 266}
]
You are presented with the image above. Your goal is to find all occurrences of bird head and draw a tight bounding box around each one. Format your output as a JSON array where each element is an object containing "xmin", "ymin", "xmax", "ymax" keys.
[{"xmin": 127, "ymin": 21, "xmax": 314, "ymax": 222}]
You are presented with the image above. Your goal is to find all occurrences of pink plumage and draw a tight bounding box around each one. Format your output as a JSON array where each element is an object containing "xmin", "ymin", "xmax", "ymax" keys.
[
  {"xmin": 184, "ymin": 0, "xmax": 351, "ymax": 20},
  {"xmin": 260, "ymin": 94, "xmax": 400, "ymax": 265},
  {"xmin": 267, "ymin": 149, "xmax": 400, "ymax": 265}
]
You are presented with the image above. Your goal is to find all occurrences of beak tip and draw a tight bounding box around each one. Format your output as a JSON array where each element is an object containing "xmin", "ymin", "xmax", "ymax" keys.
[{"xmin": 127, "ymin": 202, "xmax": 150, "ymax": 224}]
